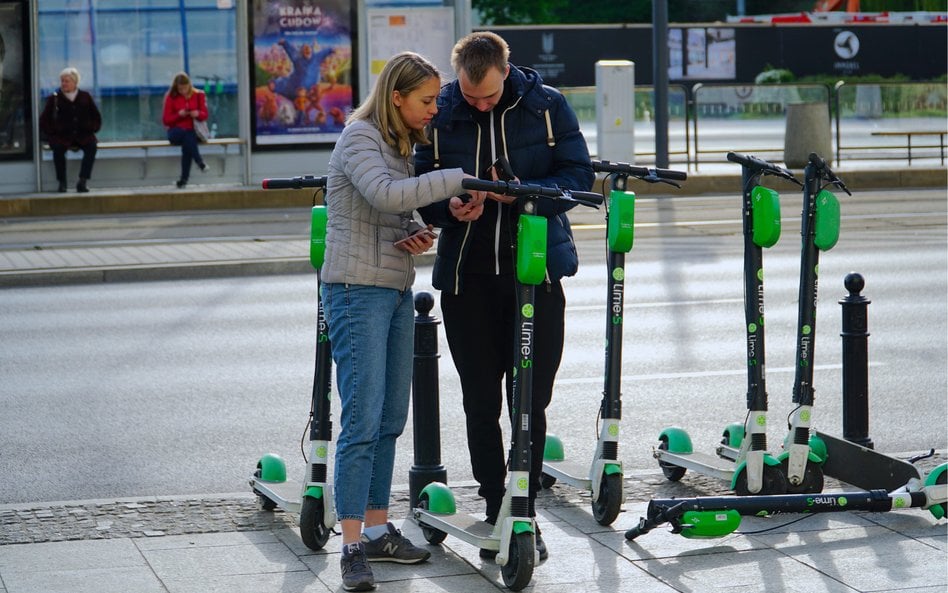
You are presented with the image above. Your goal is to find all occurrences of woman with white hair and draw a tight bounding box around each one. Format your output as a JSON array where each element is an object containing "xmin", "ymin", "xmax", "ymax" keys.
[{"xmin": 39, "ymin": 67, "xmax": 101, "ymax": 192}]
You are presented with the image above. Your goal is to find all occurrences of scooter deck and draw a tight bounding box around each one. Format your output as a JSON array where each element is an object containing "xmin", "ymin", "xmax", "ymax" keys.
[
  {"xmin": 251, "ymin": 478, "xmax": 303, "ymax": 513},
  {"xmin": 413, "ymin": 510, "xmax": 498, "ymax": 550},
  {"xmin": 654, "ymin": 449, "xmax": 734, "ymax": 482},
  {"xmin": 542, "ymin": 459, "xmax": 592, "ymax": 489},
  {"xmin": 816, "ymin": 430, "xmax": 921, "ymax": 491}
]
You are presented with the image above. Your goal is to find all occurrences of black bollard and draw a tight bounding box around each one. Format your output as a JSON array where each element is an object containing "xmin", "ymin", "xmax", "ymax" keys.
[
  {"xmin": 839, "ymin": 272, "xmax": 873, "ymax": 449},
  {"xmin": 409, "ymin": 291, "xmax": 447, "ymax": 509}
]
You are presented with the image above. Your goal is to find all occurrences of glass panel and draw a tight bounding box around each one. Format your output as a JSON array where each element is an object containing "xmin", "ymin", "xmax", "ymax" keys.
[{"xmin": 38, "ymin": 2, "xmax": 238, "ymax": 141}]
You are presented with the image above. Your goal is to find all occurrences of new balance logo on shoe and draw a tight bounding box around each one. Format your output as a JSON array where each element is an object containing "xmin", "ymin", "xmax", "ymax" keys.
[{"xmin": 362, "ymin": 522, "xmax": 431, "ymax": 564}]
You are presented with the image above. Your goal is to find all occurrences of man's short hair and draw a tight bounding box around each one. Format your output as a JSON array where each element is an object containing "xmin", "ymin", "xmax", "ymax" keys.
[{"xmin": 450, "ymin": 31, "xmax": 509, "ymax": 84}]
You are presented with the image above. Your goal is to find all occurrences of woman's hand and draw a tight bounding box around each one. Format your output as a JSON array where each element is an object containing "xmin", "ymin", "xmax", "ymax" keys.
[
  {"xmin": 394, "ymin": 225, "xmax": 437, "ymax": 255},
  {"xmin": 189, "ymin": 109, "xmax": 200, "ymax": 118},
  {"xmin": 449, "ymin": 185, "xmax": 486, "ymax": 222}
]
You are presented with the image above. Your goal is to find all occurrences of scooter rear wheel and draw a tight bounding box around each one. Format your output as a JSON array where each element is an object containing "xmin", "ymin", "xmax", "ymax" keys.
[
  {"xmin": 417, "ymin": 492, "xmax": 448, "ymax": 545},
  {"xmin": 658, "ymin": 438, "xmax": 686, "ymax": 482},
  {"xmin": 591, "ymin": 473, "xmax": 622, "ymax": 526},
  {"xmin": 299, "ymin": 496, "xmax": 332, "ymax": 551},
  {"xmin": 501, "ymin": 532, "xmax": 535, "ymax": 591},
  {"xmin": 252, "ymin": 469, "xmax": 277, "ymax": 511}
]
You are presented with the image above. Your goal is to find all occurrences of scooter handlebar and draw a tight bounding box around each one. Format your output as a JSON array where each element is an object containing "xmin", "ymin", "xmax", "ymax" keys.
[
  {"xmin": 261, "ymin": 175, "xmax": 328, "ymax": 190},
  {"xmin": 808, "ymin": 152, "xmax": 852, "ymax": 195},
  {"xmin": 592, "ymin": 159, "xmax": 688, "ymax": 181},
  {"xmin": 461, "ymin": 178, "xmax": 603, "ymax": 208},
  {"xmin": 726, "ymin": 151, "xmax": 797, "ymax": 182}
]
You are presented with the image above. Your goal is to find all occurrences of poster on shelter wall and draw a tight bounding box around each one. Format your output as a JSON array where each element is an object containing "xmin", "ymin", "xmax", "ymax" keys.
[
  {"xmin": 0, "ymin": 0, "xmax": 29, "ymax": 160},
  {"xmin": 250, "ymin": 0, "xmax": 355, "ymax": 147}
]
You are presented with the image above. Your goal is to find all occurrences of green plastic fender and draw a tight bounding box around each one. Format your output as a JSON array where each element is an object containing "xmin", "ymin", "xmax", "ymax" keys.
[
  {"xmin": 516, "ymin": 214, "xmax": 548, "ymax": 285},
  {"xmin": 303, "ymin": 485, "xmax": 324, "ymax": 500},
  {"xmin": 808, "ymin": 434, "xmax": 828, "ymax": 464},
  {"xmin": 607, "ymin": 189, "xmax": 635, "ymax": 253},
  {"xmin": 776, "ymin": 449, "xmax": 824, "ymax": 465},
  {"xmin": 604, "ymin": 463, "xmax": 622, "ymax": 476},
  {"xmin": 751, "ymin": 186, "xmax": 781, "ymax": 248},
  {"xmin": 814, "ymin": 189, "xmax": 840, "ymax": 251},
  {"xmin": 257, "ymin": 453, "xmax": 287, "ymax": 483},
  {"xmin": 680, "ymin": 509, "xmax": 741, "ymax": 539},
  {"xmin": 310, "ymin": 206, "xmax": 327, "ymax": 269},
  {"xmin": 730, "ymin": 454, "xmax": 782, "ymax": 490},
  {"xmin": 924, "ymin": 463, "xmax": 947, "ymax": 520},
  {"xmin": 513, "ymin": 520, "xmax": 535, "ymax": 535},
  {"xmin": 543, "ymin": 433, "xmax": 565, "ymax": 461},
  {"xmin": 420, "ymin": 481, "xmax": 457, "ymax": 514},
  {"xmin": 723, "ymin": 423, "xmax": 745, "ymax": 448},
  {"xmin": 659, "ymin": 426, "xmax": 694, "ymax": 454}
]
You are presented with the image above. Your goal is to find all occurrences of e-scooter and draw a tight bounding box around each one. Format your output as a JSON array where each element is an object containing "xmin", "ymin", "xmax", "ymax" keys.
[
  {"xmin": 412, "ymin": 178, "xmax": 603, "ymax": 591},
  {"xmin": 779, "ymin": 153, "xmax": 851, "ymax": 494},
  {"xmin": 625, "ymin": 462, "xmax": 946, "ymax": 541},
  {"xmin": 653, "ymin": 152, "xmax": 801, "ymax": 495},
  {"xmin": 540, "ymin": 160, "xmax": 687, "ymax": 526},
  {"xmin": 248, "ymin": 175, "xmax": 337, "ymax": 551}
]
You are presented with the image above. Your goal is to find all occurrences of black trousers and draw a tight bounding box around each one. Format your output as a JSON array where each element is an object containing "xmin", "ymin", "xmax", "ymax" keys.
[
  {"xmin": 51, "ymin": 141, "xmax": 97, "ymax": 182},
  {"xmin": 441, "ymin": 273, "xmax": 565, "ymax": 518}
]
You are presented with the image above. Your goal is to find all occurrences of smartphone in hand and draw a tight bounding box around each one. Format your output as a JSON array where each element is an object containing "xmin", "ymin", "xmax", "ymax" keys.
[
  {"xmin": 483, "ymin": 155, "xmax": 516, "ymax": 181},
  {"xmin": 393, "ymin": 228, "xmax": 438, "ymax": 248}
]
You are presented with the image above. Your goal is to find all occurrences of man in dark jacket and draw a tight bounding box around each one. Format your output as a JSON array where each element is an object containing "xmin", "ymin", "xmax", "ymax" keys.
[
  {"xmin": 39, "ymin": 67, "xmax": 101, "ymax": 192},
  {"xmin": 416, "ymin": 31, "xmax": 594, "ymax": 562}
]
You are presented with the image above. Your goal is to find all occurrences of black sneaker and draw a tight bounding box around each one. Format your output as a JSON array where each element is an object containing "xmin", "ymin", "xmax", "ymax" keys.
[
  {"xmin": 536, "ymin": 529, "xmax": 548, "ymax": 562},
  {"xmin": 340, "ymin": 542, "xmax": 376, "ymax": 591},
  {"xmin": 362, "ymin": 522, "xmax": 430, "ymax": 564},
  {"xmin": 175, "ymin": 179, "xmax": 187, "ymax": 188}
]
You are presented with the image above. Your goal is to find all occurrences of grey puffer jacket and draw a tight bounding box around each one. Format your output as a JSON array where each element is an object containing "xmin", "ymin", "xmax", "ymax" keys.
[{"xmin": 322, "ymin": 119, "xmax": 466, "ymax": 291}]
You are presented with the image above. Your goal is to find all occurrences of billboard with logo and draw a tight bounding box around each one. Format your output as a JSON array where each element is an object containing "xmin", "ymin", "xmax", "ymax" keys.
[{"xmin": 494, "ymin": 24, "xmax": 946, "ymax": 87}]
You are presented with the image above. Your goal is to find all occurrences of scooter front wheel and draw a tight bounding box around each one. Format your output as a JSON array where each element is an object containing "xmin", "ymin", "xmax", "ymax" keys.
[
  {"xmin": 417, "ymin": 492, "xmax": 448, "ymax": 545},
  {"xmin": 299, "ymin": 496, "xmax": 332, "ymax": 551},
  {"xmin": 780, "ymin": 458, "xmax": 825, "ymax": 494},
  {"xmin": 591, "ymin": 473, "xmax": 622, "ymax": 526},
  {"xmin": 501, "ymin": 532, "xmax": 535, "ymax": 591},
  {"xmin": 733, "ymin": 463, "xmax": 788, "ymax": 496}
]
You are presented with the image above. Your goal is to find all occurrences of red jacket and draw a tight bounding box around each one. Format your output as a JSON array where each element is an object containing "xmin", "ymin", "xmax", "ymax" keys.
[{"xmin": 162, "ymin": 90, "xmax": 208, "ymax": 130}]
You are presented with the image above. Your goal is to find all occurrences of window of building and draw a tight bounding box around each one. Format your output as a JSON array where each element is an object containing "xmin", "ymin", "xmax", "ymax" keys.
[{"xmin": 38, "ymin": 0, "xmax": 238, "ymax": 141}]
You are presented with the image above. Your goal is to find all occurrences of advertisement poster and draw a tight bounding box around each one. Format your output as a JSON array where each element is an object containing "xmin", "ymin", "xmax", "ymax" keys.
[
  {"xmin": 367, "ymin": 7, "xmax": 454, "ymax": 90},
  {"xmin": 250, "ymin": 0, "xmax": 354, "ymax": 147},
  {"xmin": 0, "ymin": 0, "xmax": 29, "ymax": 160}
]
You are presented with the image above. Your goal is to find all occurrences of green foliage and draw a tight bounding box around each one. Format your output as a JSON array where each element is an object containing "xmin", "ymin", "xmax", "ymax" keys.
[{"xmin": 755, "ymin": 67, "xmax": 796, "ymax": 84}]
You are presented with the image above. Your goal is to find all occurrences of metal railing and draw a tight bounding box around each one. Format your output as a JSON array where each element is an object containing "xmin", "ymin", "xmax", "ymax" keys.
[{"xmin": 563, "ymin": 81, "xmax": 948, "ymax": 169}]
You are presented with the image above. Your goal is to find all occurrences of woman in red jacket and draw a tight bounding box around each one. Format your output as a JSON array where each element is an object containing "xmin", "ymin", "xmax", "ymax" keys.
[{"xmin": 162, "ymin": 72, "xmax": 209, "ymax": 188}]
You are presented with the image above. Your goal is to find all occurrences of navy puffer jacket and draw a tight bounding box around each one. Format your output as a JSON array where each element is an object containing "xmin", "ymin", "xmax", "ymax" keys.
[{"xmin": 416, "ymin": 65, "xmax": 594, "ymax": 294}]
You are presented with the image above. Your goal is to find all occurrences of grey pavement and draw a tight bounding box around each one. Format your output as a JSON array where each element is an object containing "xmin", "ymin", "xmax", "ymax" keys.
[{"xmin": 1, "ymin": 168, "xmax": 946, "ymax": 592}]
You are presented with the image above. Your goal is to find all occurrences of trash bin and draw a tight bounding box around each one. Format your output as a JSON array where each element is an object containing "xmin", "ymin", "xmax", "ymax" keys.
[{"xmin": 784, "ymin": 102, "xmax": 832, "ymax": 168}]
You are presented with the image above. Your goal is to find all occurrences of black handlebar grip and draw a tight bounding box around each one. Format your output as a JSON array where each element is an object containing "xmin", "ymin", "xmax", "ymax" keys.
[
  {"xmin": 726, "ymin": 152, "xmax": 790, "ymax": 176},
  {"xmin": 261, "ymin": 175, "xmax": 327, "ymax": 190},
  {"xmin": 591, "ymin": 159, "xmax": 651, "ymax": 177},
  {"xmin": 568, "ymin": 190, "xmax": 605, "ymax": 206},
  {"xmin": 654, "ymin": 168, "xmax": 688, "ymax": 181}
]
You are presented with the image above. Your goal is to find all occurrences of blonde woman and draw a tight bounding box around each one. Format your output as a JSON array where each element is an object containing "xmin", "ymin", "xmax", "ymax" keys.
[
  {"xmin": 161, "ymin": 72, "xmax": 208, "ymax": 188},
  {"xmin": 322, "ymin": 51, "xmax": 485, "ymax": 591}
]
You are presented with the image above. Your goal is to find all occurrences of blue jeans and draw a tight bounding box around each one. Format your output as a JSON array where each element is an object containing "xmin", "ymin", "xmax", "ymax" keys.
[
  {"xmin": 323, "ymin": 283, "xmax": 415, "ymax": 521},
  {"xmin": 167, "ymin": 127, "xmax": 204, "ymax": 181}
]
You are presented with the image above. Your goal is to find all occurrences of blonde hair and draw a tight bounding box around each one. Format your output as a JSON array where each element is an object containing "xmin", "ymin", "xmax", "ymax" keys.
[
  {"xmin": 59, "ymin": 67, "xmax": 81, "ymax": 86},
  {"xmin": 168, "ymin": 72, "xmax": 194, "ymax": 98},
  {"xmin": 349, "ymin": 52, "xmax": 439, "ymax": 157},
  {"xmin": 450, "ymin": 31, "xmax": 509, "ymax": 85}
]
